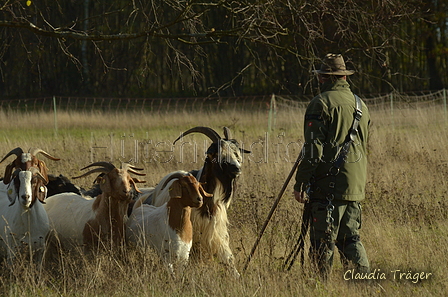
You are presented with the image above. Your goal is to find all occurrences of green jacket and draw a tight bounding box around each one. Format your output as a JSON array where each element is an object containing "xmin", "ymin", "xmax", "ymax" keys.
[{"xmin": 294, "ymin": 79, "xmax": 370, "ymax": 201}]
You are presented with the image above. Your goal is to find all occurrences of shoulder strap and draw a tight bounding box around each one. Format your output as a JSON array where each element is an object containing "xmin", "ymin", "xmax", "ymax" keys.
[{"xmin": 332, "ymin": 94, "xmax": 363, "ymax": 169}]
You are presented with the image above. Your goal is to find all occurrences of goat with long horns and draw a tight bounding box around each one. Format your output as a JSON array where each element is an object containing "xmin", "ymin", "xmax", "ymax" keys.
[
  {"xmin": 148, "ymin": 126, "xmax": 250, "ymax": 277},
  {"xmin": 44, "ymin": 162, "xmax": 146, "ymax": 252}
]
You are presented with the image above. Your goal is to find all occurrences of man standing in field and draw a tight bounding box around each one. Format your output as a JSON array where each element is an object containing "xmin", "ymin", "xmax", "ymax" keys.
[{"xmin": 293, "ymin": 53, "xmax": 370, "ymax": 280}]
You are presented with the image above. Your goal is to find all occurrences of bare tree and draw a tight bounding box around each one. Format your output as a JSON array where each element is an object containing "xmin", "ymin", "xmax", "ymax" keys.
[{"xmin": 1, "ymin": 0, "xmax": 441, "ymax": 97}]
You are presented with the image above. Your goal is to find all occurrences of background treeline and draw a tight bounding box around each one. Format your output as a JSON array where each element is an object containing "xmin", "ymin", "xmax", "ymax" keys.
[{"xmin": 0, "ymin": 0, "xmax": 447, "ymax": 99}]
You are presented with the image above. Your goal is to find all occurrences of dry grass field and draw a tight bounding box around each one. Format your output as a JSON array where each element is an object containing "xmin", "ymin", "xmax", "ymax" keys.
[{"xmin": 0, "ymin": 105, "xmax": 447, "ymax": 296}]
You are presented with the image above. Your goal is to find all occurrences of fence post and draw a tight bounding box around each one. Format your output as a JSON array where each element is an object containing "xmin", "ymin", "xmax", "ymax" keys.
[
  {"xmin": 390, "ymin": 92, "xmax": 394, "ymax": 128},
  {"xmin": 53, "ymin": 96, "xmax": 58, "ymax": 138},
  {"xmin": 268, "ymin": 94, "xmax": 276, "ymax": 133},
  {"xmin": 390, "ymin": 92, "xmax": 393, "ymax": 115},
  {"xmin": 443, "ymin": 88, "xmax": 447, "ymax": 122}
]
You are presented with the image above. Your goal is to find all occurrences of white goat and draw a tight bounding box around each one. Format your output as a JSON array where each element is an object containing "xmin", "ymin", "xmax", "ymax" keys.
[
  {"xmin": 0, "ymin": 147, "xmax": 60, "ymax": 266},
  {"xmin": 0, "ymin": 168, "xmax": 49, "ymax": 265},
  {"xmin": 127, "ymin": 172, "xmax": 210, "ymax": 273},
  {"xmin": 44, "ymin": 162, "xmax": 145, "ymax": 251},
  {"xmin": 148, "ymin": 127, "xmax": 250, "ymax": 277}
]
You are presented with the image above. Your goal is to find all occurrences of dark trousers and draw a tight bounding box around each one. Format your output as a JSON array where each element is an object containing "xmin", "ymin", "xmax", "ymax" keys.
[{"xmin": 308, "ymin": 199, "xmax": 370, "ymax": 279}]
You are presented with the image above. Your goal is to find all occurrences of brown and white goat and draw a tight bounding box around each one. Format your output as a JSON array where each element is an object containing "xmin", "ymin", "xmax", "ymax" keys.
[
  {"xmin": 0, "ymin": 147, "xmax": 60, "ymax": 265},
  {"xmin": 0, "ymin": 147, "xmax": 60, "ymax": 205},
  {"xmin": 44, "ymin": 162, "xmax": 145, "ymax": 251},
  {"xmin": 149, "ymin": 127, "xmax": 250, "ymax": 277},
  {"xmin": 127, "ymin": 172, "xmax": 210, "ymax": 273}
]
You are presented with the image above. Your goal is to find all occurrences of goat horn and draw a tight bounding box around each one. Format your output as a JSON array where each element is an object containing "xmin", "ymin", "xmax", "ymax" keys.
[
  {"xmin": 223, "ymin": 127, "xmax": 232, "ymax": 140},
  {"xmin": 123, "ymin": 164, "xmax": 144, "ymax": 171},
  {"xmin": 173, "ymin": 126, "xmax": 221, "ymax": 144},
  {"xmin": 0, "ymin": 147, "xmax": 24, "ymax": 164},
  {"xmin": 128, "ymin": 169, "xmax": 146, "ymax": 176},
  {"xmin": 79, "ymin": 162, "xmax": 116, "ymax": 172},
  {"xmin": 72, "ymin": 168, "xmax": 110, "ymax": 179},
  {"xmin": 28, "ymin": 148, "xmax": 61, "ymax": 161},
  {"xmin": 161, "ymin": 172, "xmax": 189, "ymax": 190},
  {"xmin": 121, "ymin": 163, "xmax": 146, "ymax": 176}
]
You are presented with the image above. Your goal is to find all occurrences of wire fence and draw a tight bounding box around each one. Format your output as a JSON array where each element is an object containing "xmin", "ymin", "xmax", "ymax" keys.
[
  {"xmin": 0, "ymin": 95, "xmax": 271, "ymax": 114},
  {"xmin": 0, "ymin": 89, "xmax": 447, "ymax": 115},
  {"xmin": 274, "ymin": 89, "xmax": 448, "ymax": 112}
]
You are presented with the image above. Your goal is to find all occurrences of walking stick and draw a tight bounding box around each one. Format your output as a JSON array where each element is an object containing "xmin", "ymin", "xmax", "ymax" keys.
[
  {"xmin": 242, "ymin": 153, "xmax": 302, "ymax": 272},
  {"xmin": 283, "ymin": 200, "xmax": 311, "ymax": 271}
]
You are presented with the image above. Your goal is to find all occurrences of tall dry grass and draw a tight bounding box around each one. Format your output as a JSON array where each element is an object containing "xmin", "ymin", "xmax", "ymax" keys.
[{"xmin": 0, "ymin": 106, "xmax": 447, "ymax": 296}]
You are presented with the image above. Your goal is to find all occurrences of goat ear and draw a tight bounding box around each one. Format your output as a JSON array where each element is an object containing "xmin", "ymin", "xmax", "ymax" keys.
[
  {"xmin": 3, "ymin": 163, "xmax": 15, "ymax": 184},
  {"xmin": 199, "ymin": 184, "xmax": 213, "ymax": 198},
  {"xmin": 37, "ymin": 160, "xmax": 49, "ymax": 184},
  {"xmin": 168, "ymin": 180, "xmax": 182, "ymax": 199},
  {"xmin": 223, "ymin": 127, "xmax": 232, "ymax": 140},
  {"xmin": 35, "ymin": 184, "xmax": 47, "ymax": 204},
  {"xmin": 130, "ymin": 178, "xmax": 142, "ymax": 194}
]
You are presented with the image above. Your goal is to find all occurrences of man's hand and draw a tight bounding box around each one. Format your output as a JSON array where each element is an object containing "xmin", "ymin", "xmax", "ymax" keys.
[{"xmin": 294, "ymin": 190, "xmax": 308, "ymax": 203}]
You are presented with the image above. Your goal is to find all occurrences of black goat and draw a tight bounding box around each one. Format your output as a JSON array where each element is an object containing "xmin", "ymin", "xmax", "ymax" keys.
[{"xmin": 47, "ymin": 174, "xmax": 82, "ymax": 197}]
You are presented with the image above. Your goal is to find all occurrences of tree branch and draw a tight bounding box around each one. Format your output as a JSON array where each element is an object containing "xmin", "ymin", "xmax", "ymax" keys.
[{"xmin": 0, "ymin": 20, "xmax": 245, "ymax": 42}]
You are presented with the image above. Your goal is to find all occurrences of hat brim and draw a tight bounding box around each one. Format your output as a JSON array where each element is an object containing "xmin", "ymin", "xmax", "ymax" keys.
[{"xmin": 313, "ymin": 69, "xmax": 355, "ymax": 76}]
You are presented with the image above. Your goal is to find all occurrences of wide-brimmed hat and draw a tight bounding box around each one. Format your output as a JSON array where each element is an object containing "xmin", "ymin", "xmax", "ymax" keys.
[{"xmin": 313, "ymin": 53, "xmax": 355, "ymax": 76}]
